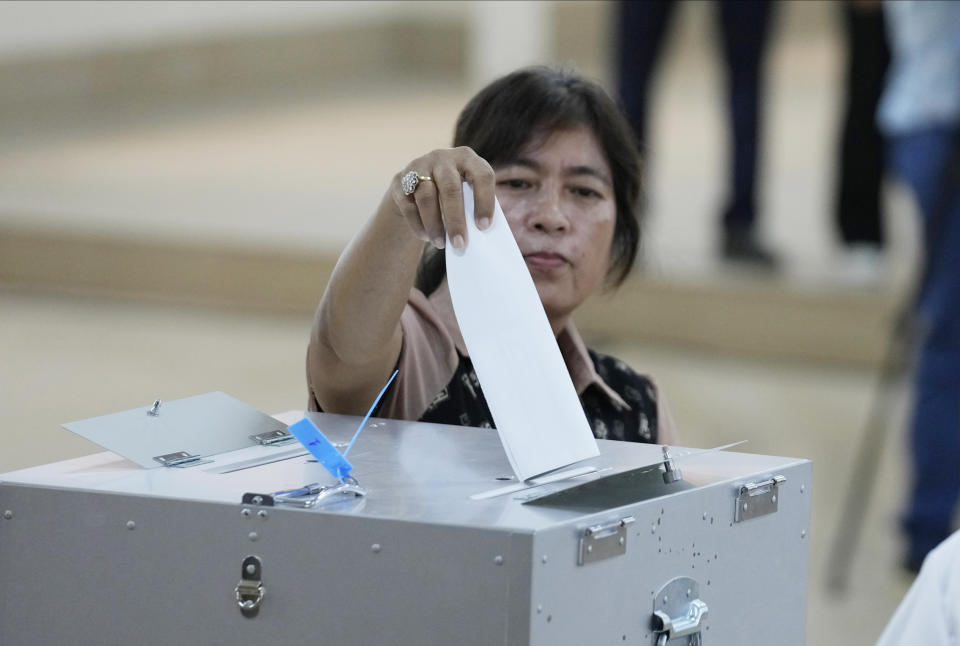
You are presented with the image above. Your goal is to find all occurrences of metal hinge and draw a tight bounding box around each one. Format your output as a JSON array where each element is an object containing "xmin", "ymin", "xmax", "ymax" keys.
[
  {"xmin": 735, "ymin": 474, "xmax": 786, "ymax": 522},
  {"xmin": 578, "ymin": 516, "xmax": 634, "ymax": 565},
  {"xmin": 152, "ymin": 451, "xmax": 212, "ymax": 468},
  {"xmin": 249, "ymin": 429, "xmax": 296, "ymax": 446}
]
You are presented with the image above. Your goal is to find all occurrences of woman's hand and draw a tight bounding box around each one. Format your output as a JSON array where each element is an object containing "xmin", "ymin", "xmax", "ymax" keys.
[{"xmin": 389, "ymin": 146, "xmax": 497, "ymax": 250}]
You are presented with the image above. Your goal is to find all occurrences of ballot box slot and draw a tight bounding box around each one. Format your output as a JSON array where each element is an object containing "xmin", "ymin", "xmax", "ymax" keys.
[{"xmin": 523, "ymin": 463, "xmax": 694, "ymax": 511}]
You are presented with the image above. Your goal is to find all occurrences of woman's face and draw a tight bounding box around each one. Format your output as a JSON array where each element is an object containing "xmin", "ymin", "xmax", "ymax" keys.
[{"xmin": 493, "ymin": 125, "xmax": 616, "ymax": 332}]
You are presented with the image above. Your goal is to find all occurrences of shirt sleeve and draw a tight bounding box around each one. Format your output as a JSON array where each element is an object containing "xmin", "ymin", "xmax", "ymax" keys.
[{"xmin": 370, "ymin": 288, "xmax": 459, "ymax": 421}]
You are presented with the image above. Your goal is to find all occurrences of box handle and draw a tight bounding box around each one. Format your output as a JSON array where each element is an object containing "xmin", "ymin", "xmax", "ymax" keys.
[{"xmin": 235, "ymin": 555, "xmax": 265, "ymax": 618}]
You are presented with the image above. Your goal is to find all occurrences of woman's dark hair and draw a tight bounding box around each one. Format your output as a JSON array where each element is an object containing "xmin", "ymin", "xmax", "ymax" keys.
[{"xmin": 416, "ymin": 66, "xmax": 643, "ymax": 295}]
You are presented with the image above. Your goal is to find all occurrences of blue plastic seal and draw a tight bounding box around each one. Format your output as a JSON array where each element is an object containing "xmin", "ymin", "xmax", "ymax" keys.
[
  {"xmin": 288, "ymin": 418, "xmax": 354, "ymax": 480},
  {"xmin": 288, "ymin": 369, "xmax": 398, "ymax": 482}
]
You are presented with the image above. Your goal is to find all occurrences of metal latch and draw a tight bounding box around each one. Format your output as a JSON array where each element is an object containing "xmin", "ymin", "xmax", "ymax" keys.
[
  {"xmin": 578, "ymin": 516, "xmax": 634, "ymax": 565},
  {"xmin": 241, "ymin": 479, "xmax": 367, "ymax": 509},
  {"xmin": 735, "ymin": 474, "xmax": 786, "ymax": 522},
  {"xmin": 152, "ymin": 451, "xmax": 212, "ymax": 468},
  {"xmin": 235, "ymin": 555, "xmax": 265, "ymax": 618},
  {"xmin": 249, "ymin": 429, "xmax": 296, "ymax": 446},
  {"xmin": 651, "ymin": 576, "xmax": 708, "ymax": 646}
]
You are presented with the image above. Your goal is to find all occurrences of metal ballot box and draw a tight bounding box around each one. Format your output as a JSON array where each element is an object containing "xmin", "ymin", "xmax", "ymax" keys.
[{"xmin": 0, "ymin": 406, "xmax": 811, "ymax": 646}]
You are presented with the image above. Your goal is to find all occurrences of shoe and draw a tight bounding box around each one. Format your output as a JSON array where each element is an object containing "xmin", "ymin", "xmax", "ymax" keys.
[{"xmin": 721, "ymin": 226, "xmax": 780, "ymax": 271}]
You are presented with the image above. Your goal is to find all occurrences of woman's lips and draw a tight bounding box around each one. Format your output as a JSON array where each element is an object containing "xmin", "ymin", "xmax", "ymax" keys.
[{"xmin": 523, "ymin": 252, "xmax": 567, "ymax": 270}]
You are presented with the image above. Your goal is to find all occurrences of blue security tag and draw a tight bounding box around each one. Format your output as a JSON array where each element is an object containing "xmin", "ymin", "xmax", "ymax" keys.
[
  {"xmin": 288, "ymin": 369, "xmax": 398, "ymax": 483},
  {"xmin": 288, "ymin": 418, "xmax": 354, "ymax": 480}
]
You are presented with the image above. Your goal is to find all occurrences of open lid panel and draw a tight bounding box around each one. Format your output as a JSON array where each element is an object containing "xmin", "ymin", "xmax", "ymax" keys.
[{"xmin": 62, "ymin": 392, "xmax": 291, "ymax": 469}]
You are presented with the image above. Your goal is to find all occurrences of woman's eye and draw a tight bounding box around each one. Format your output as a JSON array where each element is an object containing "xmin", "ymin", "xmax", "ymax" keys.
[
  {"xmin": 498, "ymin": 178, "xmax": 531, "ymax": 189},
  {"xmin": 572, "ymin": 186, "xmax": 601, "ymax": 199}
]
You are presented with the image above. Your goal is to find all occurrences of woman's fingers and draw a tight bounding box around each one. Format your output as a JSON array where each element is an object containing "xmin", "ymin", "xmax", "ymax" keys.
[
  {"xmin": 433, "ymin": 163, "xmax": 466, "ymax": 250},
  {"xmin": 391, "ymin": 175, "xmax": 429, "ymax": 242},
  {"xmin": 413, "ymin": 175, "xmax": 445, "ymax": 249},
  {"xmin": 462, "ymin": 156, "xmax": 496, "ymax": 231},
  {"xmin": 395, "ymin": 147, "xmax": 497, "ymax": 250}
]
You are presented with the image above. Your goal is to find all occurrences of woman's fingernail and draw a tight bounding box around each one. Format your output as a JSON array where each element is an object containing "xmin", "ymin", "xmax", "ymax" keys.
[
  {"xmin": 478, "ymin": 217, "xmax": 491, "ymax": 230},
  {"xmin": 433, "ymin": 236, "xmax": 446, "ymax": 249},
  {"xmin": 452, "ymin": 234, "xmax": 465, "ymax": 250}
]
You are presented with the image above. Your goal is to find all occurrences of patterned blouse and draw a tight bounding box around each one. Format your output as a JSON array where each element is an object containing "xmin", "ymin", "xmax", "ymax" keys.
[{"xmin": 420, "ymin": 350, "xmax": 660, "ymax": 443}]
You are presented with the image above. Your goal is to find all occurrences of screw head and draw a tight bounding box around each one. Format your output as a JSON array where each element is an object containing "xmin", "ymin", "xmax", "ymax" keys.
[
  {"xmin": 257, "ymin": 510, "xmax": 268, "ymax": 519},
  {"xmin": 3, "ymin": 510, "xmax": 12, "ymax": 520},
  {"xmin": 248, "ymin": 531, "xmax": 259, "ymax": 542},
  {"xmin": 126, "ymin": 520, "xmax": 136, "ymax": 530},
  {"xmin": 494, "ymin": 555, "xmax": 504, "ymax": 565},
  {"xmin": 371, "ymin": 543, "xmax": 381, "ymax": 553},
  {"xmin": 241, "ymin": 508, "xmax": 251, "ymax": 517}
]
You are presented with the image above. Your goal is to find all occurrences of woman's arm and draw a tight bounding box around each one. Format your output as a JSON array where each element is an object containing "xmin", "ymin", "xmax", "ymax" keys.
[{"xmin": 308, "ymin": 148, "xmax": 495, "ymax": 415}]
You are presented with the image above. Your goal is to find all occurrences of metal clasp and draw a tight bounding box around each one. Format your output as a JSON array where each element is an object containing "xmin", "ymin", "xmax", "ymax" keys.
[
  {"xmin": 153, "ymin": 451, "xmax": 212, "ymax": 468},
  {"xmin": 651, "ymin": 577, "xmax": 708, "ymax": 645},
  {"xmin": 235, "ymin": 555, "xmax": 265, "ymax": 618},
  {"xmin": 241, "ymin": 478, "xmax": 367, "ymax": 510},
  {"xmin": 275, "ymin": 477, "xmax": 366, "ymax": 508},
  {"xmin": 578, "ymin": 516, "xmax": 634, "ymax": 565},
  {"xmin": 249, "ymin": 429, "xmax": 296, "ymax": 447},
  {"xmin": 735, "ymin": 474, "xmax": 786, "ymax": 522}
]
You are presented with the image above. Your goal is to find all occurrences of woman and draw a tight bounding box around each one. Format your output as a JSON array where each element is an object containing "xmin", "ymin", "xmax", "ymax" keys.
[{"xmin": 307, "ymin": 67, "xmax": 676, "ymax": 445}]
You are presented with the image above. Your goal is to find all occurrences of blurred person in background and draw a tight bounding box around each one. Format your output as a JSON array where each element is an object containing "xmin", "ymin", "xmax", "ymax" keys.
[
  {"xmin": 834, "ymin": 0, "xmax": 891, "ymax": 285},
  {"xmin": 616, "ymin": 0, "xmax": 779, "ymax": 270},
  {"xmin": 306, "ymin": 67, "xmax": 677, "ymax": 446},
  {"xmin": 878, "ymin": 0, "xmax": 960, "ymax": 572}
]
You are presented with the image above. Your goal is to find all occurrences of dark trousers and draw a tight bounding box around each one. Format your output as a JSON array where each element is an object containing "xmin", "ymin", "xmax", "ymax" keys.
[
  {"xmin": 617, "ymin": 0, "xmax": 773, "ymax": 231},
  {"xmin": 889, "ymin": 129, "xmax": 960, "ymax": 564},
  {"xmin": 835, "ymin": 2, "xmax": 890, "ymax": 247}
]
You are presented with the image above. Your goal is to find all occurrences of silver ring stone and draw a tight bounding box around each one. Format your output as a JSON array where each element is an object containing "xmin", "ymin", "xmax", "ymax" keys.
[{"xmin": 401, "ymin": 170, "xmax": 420, "ymax": 196}]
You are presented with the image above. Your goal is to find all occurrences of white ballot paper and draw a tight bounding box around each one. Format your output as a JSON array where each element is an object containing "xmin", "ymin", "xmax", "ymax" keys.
[{"xmin": 445, "ymin": 182, "xmax": 599, "ymax": 481}]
